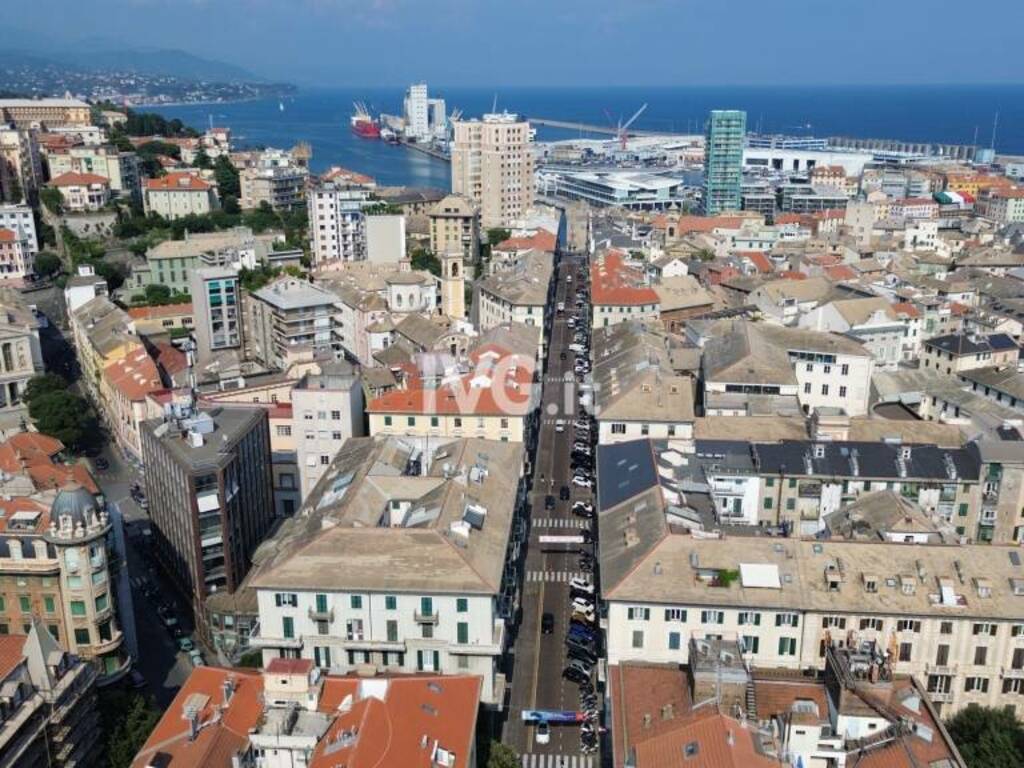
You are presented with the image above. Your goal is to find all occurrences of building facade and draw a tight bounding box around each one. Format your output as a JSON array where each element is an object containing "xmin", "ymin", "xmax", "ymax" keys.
[
  {"xmin": 451, "ymin": 113, "xmax": 534, "ymax": 229},
  {"xmin": 307, "ymin": 183, "xmax": 371, "ymax": 268},
  {"xmin": 703, "ymin": 110, "xmax": 746, "ymax": 215}
]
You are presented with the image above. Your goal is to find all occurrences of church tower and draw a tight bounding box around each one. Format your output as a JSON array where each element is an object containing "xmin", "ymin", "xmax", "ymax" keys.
[{"xmin": 440, "ymin": 249, "xmax": 465, "ymax": 319}]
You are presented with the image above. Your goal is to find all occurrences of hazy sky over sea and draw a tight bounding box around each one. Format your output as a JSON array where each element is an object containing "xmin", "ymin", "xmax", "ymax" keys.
[{"xmin": 5, "ymin": 0, "xmax": 1022, "ymax": 87}]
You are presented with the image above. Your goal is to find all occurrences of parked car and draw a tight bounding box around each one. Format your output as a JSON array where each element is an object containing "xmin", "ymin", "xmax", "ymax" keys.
[
  {"xmin": 567, "ymin": 645, "xmax": 598, "ymax": 666},
  {"xmin": 567, "ymin": 626, "xmax": 595, "ymax": 644},
  {"xmin": 542, "ymin": 612, "xmax": 555, "ymax": 634},
  {"xmin": 572, "ymin": 502, "xmax": 594, "ymax": 518},
  {"xmin": 563, "ymin": 665, "xmax": 589, "ymax": 684},
  {"xmin": 571, "ymin": 476, "xmax": 593, "ymax": 489},
  {"xmin": 177, "ymin": 637, "xmax": 194, "ymax": 653},
  {"xmin": 189, "ymin": 650, "xmax": 204, "ymax": 667},
  {"xmin": 572, "ymin": 607, "xmax": 596, "ymax": 624}
]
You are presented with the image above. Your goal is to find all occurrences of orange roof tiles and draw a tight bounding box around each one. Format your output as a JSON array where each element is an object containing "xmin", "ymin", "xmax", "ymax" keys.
[
  {"xmin": 0, "ymin": 229, "xmax": 16, "ymax": 243},
  {"xmin": 673, "ymin": 215, "xmax": 745, "ymax": 234},
  {"xmin": 0, "ymin": 636, "xmax": 27, "ymax": 681},
  {"xmin": 266, "ymin": 658, "xmax": 314, "ymax": 675},
  {"xmin": 144, "ymin": 171, "xmax": 212, "ymax": 191},
  {"xmin": 592, "ymin": 249, "xmax": 659, "ymax": 306},
  {"xmin": 0, "ymin": 433, "xmax": 98, "ymax": 494},
  {"xmin": 824, "ymin": 264, "xmax": 857, "ymax": 281},
  {"xmin": 495, "ymin": 229, "xmax": 557, "ymax": 253},
  {"xmin": 153, "ymin": 342, "xmax": 188, "ymax": 375},
  {"xmin": 892, "ymin": 301, "xmax": 921, "ymax": 318},
  {"xmin": 127, "ymin": 302, "xmax": 193, "ymax": 320},
  {"xmin": 632, "ymin": 709, "xmax": 779, "ymax": 768},
  {"xmin": 742, "ymin": 251, "xmax": 773, "ymax": 274},
  {"xmin": 778, "ymin": 270, "xmax": 807, "ymax": 280},
  {"xmin": 0, "ymin": 498, "xmax": 50, "ymax": 534},
  {"xmin": 104, "ymin": 348, "xmax": 162, "ymax": 401},
  {"xmin": 367, "ymin": 361, "xmax": 534, "ymax": 417},
  {"xmin": 48, "ymin": 171, "xmax": 109, "ymax": 187}
]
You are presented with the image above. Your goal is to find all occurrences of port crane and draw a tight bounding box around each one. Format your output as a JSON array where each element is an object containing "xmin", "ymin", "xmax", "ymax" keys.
[{"xmin": 604, "ymin": 103, "xmax": 648, "ymax": 150}]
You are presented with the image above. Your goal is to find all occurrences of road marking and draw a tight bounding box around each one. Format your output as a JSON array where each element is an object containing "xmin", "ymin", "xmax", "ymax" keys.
[
  {"xmin": 521, "ymin": 755, "xmax": 594, "ymax": 768},
  {"xmin": 527, "ymin": 570, "xmax": 585, "ymax": 583},
  {"xmin": 532, "ymin": 518, "xmax": 588, "ymax": 529}
]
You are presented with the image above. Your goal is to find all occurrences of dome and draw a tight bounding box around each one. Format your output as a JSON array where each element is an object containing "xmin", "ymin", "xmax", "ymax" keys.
[{"xmin": 51, "ymin": 483, "xmax": 98, "ymax": 529}]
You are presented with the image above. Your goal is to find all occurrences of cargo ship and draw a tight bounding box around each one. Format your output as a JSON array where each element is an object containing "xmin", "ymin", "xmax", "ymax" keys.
[{"xmin": 350, "ymin": 102, "xmax": 381, "ymax": 139}]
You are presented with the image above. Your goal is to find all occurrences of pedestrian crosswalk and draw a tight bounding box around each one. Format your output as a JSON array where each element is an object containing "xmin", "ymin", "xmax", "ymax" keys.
[
  {"xmin": 520, "ymin": 754, "xmax": 594, "ymax": 768},
  {"xmin": 532, "ymin": 517, "xmax": 588, "ymax": 529},
  {"xmin": 526, "ymin": 570, "xmax": 585, "ymax": 583}
]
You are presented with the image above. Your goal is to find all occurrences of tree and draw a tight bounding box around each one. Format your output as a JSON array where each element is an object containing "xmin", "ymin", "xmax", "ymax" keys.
[
  {"xmin": 214, "ymin": 155, "xmax": 240, "ymax": 199},
  {"xmin": 222, "ymin": 194, "xmax": 241, "ymax": 215},
  {"xmin": 411, "ymin": 248, "xmax": 441, "ymax": 277},
  {"xmin": 487, "ymin": 228, "xmax": 511, "ymax": 247},
  {"xmin": 24, "ymin": 374, "xmax": 67, "ymax": 406},
  {"xmin": 484, "ymin": 741, "xmax": 518, "ymax": 768},
  {"xmin": 143, "ymin": 284, "xmax": 173, "ymax": 304},
  {"xmin": 94, "ymin": 260, "xmax": 128, "ymax": 291},
  {"xmin": 39, "ymin": 187, "xmax": 63, "ymax": 214},
  {"xmin": 101, "ymin": 691, "xmax": 162, "ymax": 768},
  {"xmin": 33, "ymin": 251, "xmax": 62, "ymax": 277},
  {"xmin": 946, "ymin": 705, "xmax": 1024, "ymax": 768},
  {"xmin": 26, "ymin": 390, "xmax": 95, "ymax": 450},
  {"xmin": 194, "ymin": 147, "xmax": 213, "ymax": 169}
]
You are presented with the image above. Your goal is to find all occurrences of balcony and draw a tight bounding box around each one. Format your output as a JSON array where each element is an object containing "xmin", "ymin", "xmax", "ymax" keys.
[
  {"xmin": 308, "ymin": 607, "xmax": 334, "ymax": 622},
  {"xmin": 414, "ymin": 610, "xmax": 439, "ymax": 624},
  {"xmin": 926, "ymin": 663, "xmax": 958, "ymax": 676},
  {"xmin": 929, "ymin": 691, "xmax": 955, "ymax": 703},
  {"xmin": 454, "ymin": 619, "xmax": 506, "ymax": 657},
  {"xmin": 1002, "ymin": 666, "xmax": 1024, "ymax": 680}
]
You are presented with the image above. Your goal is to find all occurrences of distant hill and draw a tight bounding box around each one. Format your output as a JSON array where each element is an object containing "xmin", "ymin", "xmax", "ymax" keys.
[{"xmin": 0, "ymin": 46, "xmax": 264, "ymax": 83}]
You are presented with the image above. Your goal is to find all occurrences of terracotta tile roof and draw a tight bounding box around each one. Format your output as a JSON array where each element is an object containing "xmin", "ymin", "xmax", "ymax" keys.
[
  {"xmin": 104, "ymin": 348, "xmax": 162, "ymax": 401},
  {"xmin": 127, "ymin": 302, "xmax": 193, "ymax": 320},
  {"xmin": 0, "ymin": 433, "xmax": 98, "ymax": 494},
  {"xmin": 778, "ymin": 270, "xmax": 807, "ymax": 280},
  {"xmin": 144, "ymin": 171, "xmax": 212, "ymax": 192},
  {"xmin": 824, "ymin": 264, "xmax": 857, "ymax": 281},
  {"xmin": 131, "ymin": 667, "xmax": 263, "ymax": 768},
  {"xmin": 672, "ymin": 215, "xmax": 745, "ymax": 234},
  {"xmin": 742, "ymin": 251, "xmax": 773, "ymax": 274},
  {"xmin": 322, "ymin": 167, "xmax": 376, "ymax": 185},
  {"xmin": 0, "ymin": 229, "xmax": 16, "ymax": 243},
  {"xmin": 0, "ymin": 498, "xmax": 50, "ymax": 534},
  {"xmin": 592, "ymin": 249, "xmax": 660, "ymax": 306},
  {"xmin": 266, "ymin": 658, "xmax": 313, "ymax": 675},
  {"xmin": 0, "ymin": 635, "xmax": 27, "ymax": 681},
  {"xmin": 609, "ymin": 663, "xmax": 693, "ymax": 767},
  {"xmin": 753, "ymin": 678, "xmax": 829, "ymax": 724},
  {"xmin": 631, "ymin": 708, "xmax": 779, "ymax": 768},
  {"xmin": 154, "ymin": 342, "xmax": 188, "ymax": 375},
  {"xmin": 773, "ymin": 213, "xmax": 805, "ymax": 226},
  {"xmin": 48, "ymin": 171, "xmax": 109, "ymax": 187},
  {"xmin": 495, "ymin": 229, "xmax": 557, "ymax": 253},
  {"xmin": 892, "ymin": 301, "xmax": 921, "ymax": 318}
]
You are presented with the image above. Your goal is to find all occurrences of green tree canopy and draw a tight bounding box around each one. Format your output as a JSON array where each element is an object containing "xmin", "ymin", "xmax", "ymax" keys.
[
  {"xmin": 136, "ymin": 140, "xmax": 181, "ymax": 160},
  {"xmin": 26, "ymin": 390, "xmax": 95, "ymax": 450},
  {"xmin": 487, "ymin": 228, "xmax": 511, "ymax": 247},
  {"xmin": 194, "ymin": 147, "xmax": 213, "ymax": 169},
  {"xmin": 485, "ymin": 741, "xmax": 519, "ymax": 768},
  {"xmin": 33, "ymin": 251, "xmax": 62, "ymax": 277},
  {"xmin": 143, "ymin": 284, "xmax": 172, "ymax": 304},
  {"xmin": 411, "ymin": 248, "xmax": 441, "ymax": 277},
  {"xmin": 222, "ymin": 194, "xmax": 241, "ymax": 215},
  {"xmin": 39, "ymin": 187, "xmax": 63, "ymax": 214},
  {"xmin": 946, "ymin": 705, "xmax": 1024, "ymax": 768},
  {"xmin": 24, "ymin": 374, "xmax": 67, "ymax": 406},
  {"xmin": 102, "ymin": 691, "xmax": 163, "ymax": 768},
  {"xmin": 214, "ymin": 155, "xmax": 240, "ymax": 199}
]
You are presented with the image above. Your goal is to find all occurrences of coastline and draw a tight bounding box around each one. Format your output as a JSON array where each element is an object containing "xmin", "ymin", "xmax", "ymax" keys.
[{"xmin": 131, "ymin": 95, "xmax": 276, "ymax": 109}]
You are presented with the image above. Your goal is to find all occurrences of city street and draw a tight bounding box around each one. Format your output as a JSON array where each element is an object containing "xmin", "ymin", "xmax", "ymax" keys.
[{"xmin": 505, "ymin": 251, "xmax": 599, "ymax": 768}]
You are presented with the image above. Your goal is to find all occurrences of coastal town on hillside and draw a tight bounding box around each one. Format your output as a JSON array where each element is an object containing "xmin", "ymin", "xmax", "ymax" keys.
[{"xmin": 1, "ymin": 68, "xmax": 1024, "ymax": 768}]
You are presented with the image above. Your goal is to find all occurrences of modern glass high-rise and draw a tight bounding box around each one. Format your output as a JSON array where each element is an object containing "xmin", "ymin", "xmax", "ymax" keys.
[{"xmin": 702, "ymin": 110, "xmax": 746, "ymax": 215}]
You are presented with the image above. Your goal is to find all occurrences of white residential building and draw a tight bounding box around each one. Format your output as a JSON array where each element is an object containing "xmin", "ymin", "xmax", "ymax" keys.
[
  {"xmin": 0, "ymin": 204, "xmax": 38, "ymax": 258},
  {"xmin": 307, "ymin": 183, "xmax": 372, "ymax": 269},
  {"xmin": 451, "ymin": 113, "xmax": 534, "ymax": 229},
  {"xmin": 143, "ymin": 172, "xmax": 218, "ymax": 220}
]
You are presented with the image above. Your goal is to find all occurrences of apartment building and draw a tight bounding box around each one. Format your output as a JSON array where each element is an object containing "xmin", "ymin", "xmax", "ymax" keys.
[
  {"xmin": 978, "ymin": 187, "xmax": 1024, "ymax": 223},
  {"xmin": 0, "ymin": 203, "xmax": 39, "ymax": 258},
  {"xmin": 475, "ymin": 250, "xmax": 553, "ymax": 337},
  {"xmin": 590, "ymin": 321, "xmax": 695, "ymax": 445},
  {"xmin": 245, "ymin": 436, "xmax": 526, "ymax": 706},
  {"xmin": 0, "ymin": 623, "xmax": 102, "ymax": 768},
  {"xmin": 0, "ymin": 475, "xmax": 131, "ymax": 683},
  {"xmin": 798, "ymin": 296, "xmax": 908, "ymax": 369},
  {"xmin": 599, "ymin": 527, "xmax": 1024, "ymax": 718},
  {"xmin": 0, "ymin": 227, "xmax": 31, "ymax": 281},
  {"xmin": 703, "ymin": 110, "xmax": 745, "ymax": 215},
  {"xmin": 69, "ymin": 296, "xmax": 141, "ymax": 403},
  {"xmin": 922, "ymin": 332, "xmax": 1018, "ymax": 375},
  {"xmin": 47, "ymin": 172, "xmax": 110, "ymax": 212},
  {"xmin": 190, "ymin": 267, "xmax": 242, "ymax": 362},
  {"xmin": 307, "ymin": 182, "xmax": 372, "ymax": 268},
  {"xmin": 136, "ymin": 227, "xmax": 273, "ymax": 294},
  {"xmin": 367, "ymin": 345, "xmax": 538, "ymax": 447},
  {"xmin": 143, "ymin": 172, "xmax": 219, "ymax": 220},
  {"xmin": 429, "ymin": 193, "xmax": 480, "ymax": 269},
  {"xmin": 0, "ymin": 299, "xmax": 43, "ymax": 409},
  {"xmin": 239, "ymin": 150, "xmax": 309, "ymax": 211},
  {"xmin": 292, "ymin": 361, "xmax": 366, "ymax": 499},
  {"xmin": 591, "ymin": 249, "xmax": 661, "ymax": 329},
  {"xmin": 126, "ymin": 301, "xmax": 193, "ymax": 337},
  {"xmin": 101, "ymin": 347, "xmax": 162, "ymax": 462},
  {"xmin": 246, "ymin": 277, "xmax": 342, "ymax": 369},
  {"xmin": 702, "ymin": 319, "xmax": 874, "ymax": 417},
  {"xmin": 140, "ymin": 402, "xmax": 275, "ymax": 627},
  {"xmin": 46, "ymin": 144, "xmax": 141, "ymax": 201},
  {"xmin": 0, "ymin": 98, "xmax": 92, "ymax": 129},
  {"xmin": 451, "ymin": 113, "xmax": 534, "ymax": 229},
  {"xmin": 130, "ymin": 662, "xmax": 480, "ymax": 768},
  {"xmin": 0, "ymin": 126, "xmax": 43, "ymax": 203},
  {"xmin": 749, "ymin": 276, "xmax": 834, "ymax": 326}
]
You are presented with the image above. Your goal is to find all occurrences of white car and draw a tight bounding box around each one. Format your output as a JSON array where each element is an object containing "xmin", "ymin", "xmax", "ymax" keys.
[
  {"xmin": 572, "ymin": 476, "xmax": 594, "ymax": 489},
  {"xmin": 569, "ymin": 577, "xmax": 594, "ymax": 594},
  {"xmin": 571, "ymin": 597, "xmax": 594, "ymax": 612},
  {"xmin": 536, "ymin": 721, "xmax": 550, "ymax": 745},
  {"xmin": 557, "ymin": 302, "xmax": 565, "ymax": 313},
  {"xmin": 555, "ymin": 419, "xmax": 566, "ymax": 432}
]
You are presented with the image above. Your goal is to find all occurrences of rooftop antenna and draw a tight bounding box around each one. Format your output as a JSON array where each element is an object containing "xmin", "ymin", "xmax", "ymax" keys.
[{"xmin": 990, "ymin": 111, "xmax": 999, "ymax": 151}]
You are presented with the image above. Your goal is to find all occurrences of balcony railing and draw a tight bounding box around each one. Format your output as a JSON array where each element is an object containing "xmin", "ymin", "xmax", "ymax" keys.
[
  {"xmin": 308, "ymin": 607, "xmax": 334, "ymax": 622},
  {"xmin": 414, "ymin": 610, "xmax": 439, "ymax": 624}
]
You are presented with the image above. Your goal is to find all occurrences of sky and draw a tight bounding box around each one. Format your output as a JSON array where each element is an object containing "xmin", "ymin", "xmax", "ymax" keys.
[{"xmin": 4, "ymin": 0, "xmax": 1023, "ymax": 87}]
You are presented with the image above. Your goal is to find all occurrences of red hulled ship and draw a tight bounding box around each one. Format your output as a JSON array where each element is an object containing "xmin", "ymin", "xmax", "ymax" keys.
[{"xmin": 350, "ymin": 102, "xmax": 381, "ymax": 139}]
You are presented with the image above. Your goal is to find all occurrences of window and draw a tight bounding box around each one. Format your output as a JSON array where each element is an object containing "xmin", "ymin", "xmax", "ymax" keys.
[
  {"xmin": 1013, "ymin": 624, "xmax": 1024, "ymax": 637},
  {"xmin": 897, "ymin": 619, "xmax": 921, "ymax": 633},
  {"xmin": 667, "ymin": 631, "xmax": 681, "ymax": 650},
  {"xmin": 935, "ymin": 644, "xmax": 950, "ymax": 666},
  {"xmin": 420, "ymin": 597, "xmax": 434, "ymax": 617},
  {"xmin": 70, "ymin": 600, "xmax": 86, "ymax": 617},
  {"xmin": 1012, "ymin": 648, "xmax": 1024, "ymax": 670},
  {"xmin": 974, "ymin": 646, "xmax": 988, "ymax": 666},
  {"xmin": 283, "ymin": 617, "xmax": 295, "ymax": 639},
  {"xmin": 611, "ymin": 423, "xmax": 626, "ymax": 435},
  {"xmin": 43, "ymin": 596, "xmax": 55, "ymax": 613},
  {"xmin": 841, "ymin": 364, "xmax": 849, "ymax": 376},
  {"xmin": 701, "ymin": 610, "xmax": 724, "ymax": 625},
  {"xmin": 766, "ymin": 478, "xmax": 775, "ymax": 488},
  {"xmin": 965, "ymin": 676, "xmax": 989, "ymax": 693},
  {"xmin": 860, "ymin": 618, "xmax": 883, "ymax": 631},
  {"xmin": 738, "ymin": 611, "xmax": 761, "ymax": 626},
  {"xmin": 18, "ymin": 596, "xmax": 29, "ymax": 613},
  {"xmin": 628, "ymin": 606, "xmax": 651, "ymax": 621},
  {"xmin": 786, "ymin": 498, "xmax": 795, "ymax": 511},
  {"xmin": 457, "ymin": 598, "xmax": 468, "ymax": 613},
  {"xmin": 804, "ymin": 383, "xmax": 811, "ymax": 394},
  {"xmin": 457, "ymin": 622, "xmax": 469, "ymax": 644},
  {"xmin": 764, "ymin": 498, "xmax": 773, "ymax": 509},
  {"xmin": 74, "ymin": 628, "xmax": 90, "ymax": 645},
  {"xmin": 331, "ymin": 410, "xmax": 341, "ymax": 420},
  {"xmin": 275, "ymin": 593, "xmax": 298, "ymax": 608},
  {"xmin": 95, "ymin": 594, "xmax": 108, "ymax": 612},
  {"xmin": 385, "ymin": 595, "xmax": 397, "ymax": 610},
  {"xmin": 775, "ymin": 613, "xmax": 799, "ymax": 628},
  {"xmin": 972, "ymin": 622, "xmax": 998, "ymax": 636},
  {"xmin": 823, "ymin": 616, "xmax": 847, "ymax": 630},
  {"xmin": 821, "ymin": 384, "xmax": 829, "ymax": 396},
  {"xmin": 430, "ymin": 416, "xmax": 439, "ymax": 428},
  {"xmin": 386, "ymin": 620, "xmax": 398, "ymax": 642},
  {"xmin": 778, "ymin": 637, "xmax": 797, "ymax": 656},
  {"xmin": 940, "ymin": 621, "xmax": 954, "ymax": 635},
  {"xmin": 742, "ymin": 636, "xmax": 760, "ymax": 654},
  {"xmin": 1003, "ymin": 678, "xmax": 1024, "ymax": 695},
  {"xmin": 351, "ymin": 595, "xmax": 363, "ymax": 610},
  {"xmin": 898, "ymin": 642, "xmax": 913, "ymax": 662},
  {"xmin": 276, "ymin": 425, "xmax": 292, "ymax": 437},
  {"xmin": 664, "ymin": 608, "xmax": 687, "ymax": 622},
  {"xmin": 839, "ymin": 386, "xmax": 847, "ymax": 398},
  {"xmin": 315, "ymin": 594, "xmax": 328, "ymax": 613},
  {"xmin": 632, "ymin": 630, "xmax": 644, "ymax": 649},
  {"xmin": 384, "ymin": 416, "xmax": 392, "ymax": 426},
  {"xmin": 407, "ymin": 416, "xmax": 415, "ymax": 427}
]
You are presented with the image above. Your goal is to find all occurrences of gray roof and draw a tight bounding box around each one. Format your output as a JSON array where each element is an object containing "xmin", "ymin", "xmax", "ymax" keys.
[
  {"xmin": 141, "ymin": 406, "xmax": 267, "ymax": 471},
  {"xmin": 253, "ymin": 277, "xmax": 339, "ymax": 311}
]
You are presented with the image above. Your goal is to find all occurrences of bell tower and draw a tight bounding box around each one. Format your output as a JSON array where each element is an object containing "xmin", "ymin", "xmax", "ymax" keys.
[{"xmin": 440, "ymin": 249, "xmax": 465, "ymax": 319}]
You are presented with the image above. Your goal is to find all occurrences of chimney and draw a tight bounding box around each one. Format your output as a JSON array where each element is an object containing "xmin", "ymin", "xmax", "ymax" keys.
[{"xmin": 726, "ymin": 730, "xmax": 735, "ymax": 747}]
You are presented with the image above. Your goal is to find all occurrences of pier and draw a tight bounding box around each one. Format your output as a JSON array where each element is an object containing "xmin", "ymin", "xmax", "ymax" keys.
[
  {"xmin": 397, "ymin": 139, "xmax": 450, "ymax": 162},
  {"xmin": 528, "ymin": 117, "xmax": 687, "ymax": 138}
]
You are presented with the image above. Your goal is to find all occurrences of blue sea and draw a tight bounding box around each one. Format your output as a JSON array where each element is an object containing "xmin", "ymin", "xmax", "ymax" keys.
[{"xmin": 152, "ymin": 85, "xmax": 1024, "ymax": 188}]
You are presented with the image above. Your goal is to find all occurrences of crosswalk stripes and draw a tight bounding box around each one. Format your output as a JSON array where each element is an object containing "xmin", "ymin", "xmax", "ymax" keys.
[
  {"xmin": 526, "ymin": 570, "xmax": 585, "ymax": 583},
  {"xmin": 532, "ymin": 517, "xmax": 588, "ymax": 529},
  {"xmin": 520, "ymin": 754, "xmax": 594, "ymax": 768}
]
